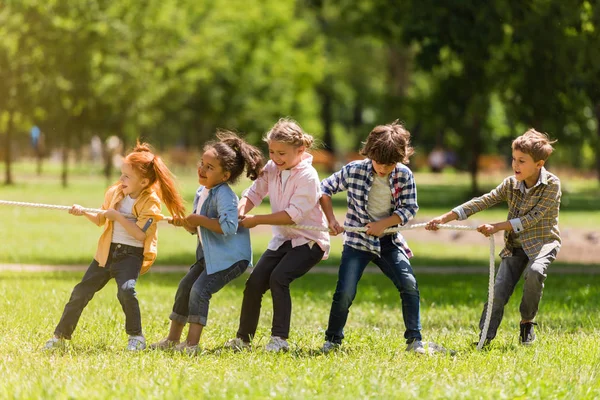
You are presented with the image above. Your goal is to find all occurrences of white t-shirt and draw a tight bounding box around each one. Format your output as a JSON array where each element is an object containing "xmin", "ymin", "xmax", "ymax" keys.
[
  {"xmin": 112, "ymin": 195, "xmax": 144, "ymax": 248},
  {"xmin": 367, "ymin": 175, "xmax": 392, "ymax": 222},
  {"xmin": 281, "ymin": 170, "xmax": 291, "ymax": 190},
  {"xmin": 195, "ymin": 188, "xmax": 210, "ymax": 240}
]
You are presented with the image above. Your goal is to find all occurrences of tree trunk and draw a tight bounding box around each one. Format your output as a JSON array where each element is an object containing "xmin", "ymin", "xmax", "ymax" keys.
[
  {"xmin": 469, "ymin": 118, "xmax": 482, "ymax": 196},
  {"xmin": 595, "ymin": 102, "xmax": 600, "ymax": 184},
  {"xmin": 61, "ymin": 126, "xmax": 70, "ymax": 188},
  {"xmin": 3, "ymin": 109, "xmax": 14, "ymax": 185},
  {"xmin": 319, "ymin": 80, "xmax": 334, "ymax": 154}
]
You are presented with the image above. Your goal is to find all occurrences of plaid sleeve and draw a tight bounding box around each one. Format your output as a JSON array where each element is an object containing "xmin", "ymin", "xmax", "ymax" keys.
[
  {"xmin": 321, "ymin": 165, "xmax": 349, "ymax": 197},
  {"xmin": 519, "ymin": 181, "xmax": 561, "ymax": 231},
  {"xmin": 456, "ymin": 178, "xmax": 510, "ymax": 219},
  {"xmin": 393, "ymin": 170, "xmax": 418, "ymax": 225}
]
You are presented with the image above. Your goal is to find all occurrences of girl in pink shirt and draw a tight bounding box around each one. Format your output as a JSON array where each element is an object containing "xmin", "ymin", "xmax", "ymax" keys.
[{"xmin": 225, "ymin": 118, "xmax": 330, "ymax": 352}]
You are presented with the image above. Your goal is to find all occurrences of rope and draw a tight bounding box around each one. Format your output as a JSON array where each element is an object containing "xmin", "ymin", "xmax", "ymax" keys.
[{"xmin": 1, "ymin": 198, "xmax": 495, "ymax": 350}]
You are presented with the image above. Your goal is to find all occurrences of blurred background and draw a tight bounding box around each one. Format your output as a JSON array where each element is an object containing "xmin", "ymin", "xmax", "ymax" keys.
[{"xmin": 0, "ymin": 0, "xmax": 599, "ymax": 267}]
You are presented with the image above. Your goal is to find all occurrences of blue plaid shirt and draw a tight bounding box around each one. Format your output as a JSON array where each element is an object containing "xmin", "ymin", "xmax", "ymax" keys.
[{"xmin": 321, "ymin": 159, "xmax": 419, "ymax": 258}]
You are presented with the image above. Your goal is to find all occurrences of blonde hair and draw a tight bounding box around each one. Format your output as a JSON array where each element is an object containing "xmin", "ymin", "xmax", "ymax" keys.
[
  {"xmin": 360, "ymin": 120, "xmax": 414, "ymax": 164},
  {"xmin": 263, "ymin": 118, "xmax": 314, "ymax": 149},
  {"xmin": 512, "ymin": 129, "xmax": 557, "ymax": 162},
  {"xmin": 122, "ymin": 141, "xmax": 186, "ymax": 218}
]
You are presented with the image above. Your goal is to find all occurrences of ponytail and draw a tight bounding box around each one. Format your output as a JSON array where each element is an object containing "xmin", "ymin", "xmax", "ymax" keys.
[
  {"xmin": 207, "ymin": 130, "xmax": 265, "ymax": 183},
  {"xmin": 125, "ymin": 141, "xmax": 186, "ymax": 218}
]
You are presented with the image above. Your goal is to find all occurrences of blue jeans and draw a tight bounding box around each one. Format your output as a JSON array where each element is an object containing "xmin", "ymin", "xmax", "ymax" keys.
[
  {"xmin": 54, "ymin": 243, "xmax": 143, "ymax": 339},
  {"xmin": 325, "ymin": 236, "xmax": 422, "ymax": 344},
  {"xmin": 183, "ymin": 260, "xmax": 248, "ymax": 326}
]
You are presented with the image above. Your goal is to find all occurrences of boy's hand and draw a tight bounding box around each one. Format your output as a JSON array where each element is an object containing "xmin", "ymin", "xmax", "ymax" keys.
[
  {"xmin": 366, "ymin": 220, "xmax": 387, "ymax": 237},
  {"xmin": 477, "ymin": 223, "xmax": 498, "ymax": 237},
  {"xmin": 239, "ymin": 215, "xmax": 259, "ymax": 229},
  {"xmin": 328, "ymin": 219, "xmax": 344, "ymax": 236},
  {"xmin": 69, "ymin": 204, "xmax": 84, "ymax": 216},
  {"xmin": 103, "ymin": 209, "xmax": 119, "ymax": 221},
  {"xmin": 425, "ymin": 216, "xmax": 446, "ymax": 231}
]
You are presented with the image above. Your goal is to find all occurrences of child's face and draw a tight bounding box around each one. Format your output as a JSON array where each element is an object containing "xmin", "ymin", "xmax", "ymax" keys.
[
  {"xmin": 512, "ymin": 150, "xmax": 544, "ymax": 187},
  {"xmin": 268, "ymin": 141, "xmax": 304, "ymax": 170},
  {"xmin": 197, "ymin": 148, "xmax": 230, "ymax": 189},
  {"xmin": 371, "ymin": 160, "xmax": 396, "ymax": 177},
  {"xmin": 120, "ymin": 162, "xmax": 149, "ymax": 199}
]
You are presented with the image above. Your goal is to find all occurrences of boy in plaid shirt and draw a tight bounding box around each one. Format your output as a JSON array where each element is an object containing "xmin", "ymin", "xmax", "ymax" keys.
[
  {"xmin": 426, "ymin": 129, "xmax": 561, "ymax": 346},
  {"xmin": 320, "ymin": 121, "xmax": 428, "ymax": 354}
]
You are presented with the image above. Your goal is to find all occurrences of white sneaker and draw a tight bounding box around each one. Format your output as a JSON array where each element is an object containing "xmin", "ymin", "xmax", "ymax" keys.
[
  {"xmin": 405, "ymin": 340, "xmax": 433, "ymax": 355},
  {"xmin": 265, "ymin": 336, "xmax": 289, "ymax": 352},
  {"xmin": 321, "ymin": 340, "xmax": 340, "ymax": 354},
  {"xmin": 126, "ymin": 335, "xmax": 146, "ymax": 351},
  {"xmin": 224, "ymin": 337, "xmax": 250, "ymax": 351},
  {"xmin": 43, "ymin": 336, "xmax": 66, "ymax": 350}
]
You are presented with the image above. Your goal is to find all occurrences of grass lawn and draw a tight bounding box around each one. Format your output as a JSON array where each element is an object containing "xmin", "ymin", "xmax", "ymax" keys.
[{"xmin": 1, "ymin": 271, "xmax": 599, "ymax": 399}]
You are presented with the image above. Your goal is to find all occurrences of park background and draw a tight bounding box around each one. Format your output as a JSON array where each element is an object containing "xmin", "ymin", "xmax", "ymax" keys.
[{"xmin": 1, "ymin": 1, "xmax": 600, "ymax": 399}]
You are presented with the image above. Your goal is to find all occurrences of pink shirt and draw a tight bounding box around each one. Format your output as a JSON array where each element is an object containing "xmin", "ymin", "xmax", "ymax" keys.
[{"xmin": 245, "ymin": 153, "xmax": 330, "ymax": 259}]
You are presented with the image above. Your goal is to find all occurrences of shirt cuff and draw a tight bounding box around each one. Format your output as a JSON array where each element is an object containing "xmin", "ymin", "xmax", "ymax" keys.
[
  {"xmin": 452, "ymin": 206, "xmax": 467, "ymax": 221},
  {"xmin": 509, "ymin": 218, "xmax": 524, "ymax": 233}
]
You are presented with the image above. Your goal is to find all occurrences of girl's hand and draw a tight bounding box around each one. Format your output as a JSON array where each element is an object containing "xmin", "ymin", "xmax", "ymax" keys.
[
  {"xmin": 477, "ymin": 223, "xmax": 498, "ymax": 237},
  {"xmin": 186, "ymin": 214, "xmax": 203, "ymax": 228},
  {"xmin": 69, "ymin": 204, "xmax": 84, "ymax": 216},
  {"xmin": 239, "ymin": 215, "xmax": 259, "ymax": 229},
  {"xmin": 328, "ymin": 219, "xmax": 344, "ymax": 236},
  {"xmin": 365, "ymin": 220, "xmax": 386, "ymax": 237},
  {"xmin": 169, "ymin": 215, "xmax": 187, "ymax": 227},
  {"xmin": 103, "ymin": 209, "xmax": 119, "ymax": 221},
  {"xmin": 425, "ymin": 216, "xmax": 445, "ymax": 231}
]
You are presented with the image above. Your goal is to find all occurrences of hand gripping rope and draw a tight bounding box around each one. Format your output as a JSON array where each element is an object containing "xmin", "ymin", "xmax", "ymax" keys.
[{"xmin": 0, "ymin": 200, "xmax": 495, "ymax": 350}]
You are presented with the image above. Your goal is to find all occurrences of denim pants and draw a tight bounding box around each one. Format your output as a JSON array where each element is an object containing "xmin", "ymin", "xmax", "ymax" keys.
[
  {"xmin": 479, "ymin": 247, "xmax": 556, "ymax": 340},
  {"xmin": 325, "ymin": 236, "xmax": 422, "ymax": 344},
  {"xmin": 169, "ymin": 258, "xmax": 206, "ymax": 324},
  {"xmin": 54, "ymin": 243, "xmax": 144, "ymax": 339},
  {"xmin": 237, "ymin": 241, "xmax": 324, "ymax": 341}
]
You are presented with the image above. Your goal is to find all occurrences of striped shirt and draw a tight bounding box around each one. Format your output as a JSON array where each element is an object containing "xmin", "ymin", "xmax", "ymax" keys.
[
  {"xmin": 452, "ymin": 167, "xmax": 561, "ymax": 260},
  {"xmin": 321, "ymin": 159, "xmax": 419, "ymax": 258}
]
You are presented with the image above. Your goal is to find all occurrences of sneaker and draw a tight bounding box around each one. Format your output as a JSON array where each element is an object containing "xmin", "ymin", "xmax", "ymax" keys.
[
  {"xmin": 321, "ymin": 340, "xmax": 340, "ymax": 354},
  {"xmin": 224, "ymin": 337, "xmax": 251, "ymax": 351},
  {"xmin": 43, "ymin": 336, "xmax": 66, "ymax": 350},
  {"xmin": 174, "ymin": 341, "xmax": 199, "ymax": 355},
  {"xmin": 126, "ymin": 335, "xmax": 146, "ymax": 351},
  {"xmin": 405, "ymin": 340, "xmax": 433, "ymax": 355},
  {"xmin": 149, "ymin": 337, "xmax": 180, "ymax": 350},
  {"xmin": 265, "ymin": 336, "xmax": 289, "ymax": 352},
  {"xmin": 520, "ymin": 322, "xmax": 537, "ymax": 345}
]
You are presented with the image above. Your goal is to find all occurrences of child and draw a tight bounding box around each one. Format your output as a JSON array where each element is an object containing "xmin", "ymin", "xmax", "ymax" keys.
[
  {"xmin": 426, "ymin": 129, "xmax": 561, "ymax": 346},
  {"xmin": 320, "ymin": 121, "xmax": 427, "ymax": 354},
  {"xmin": 224, "ymin": 118, "xmax": 330, "ymax": 352},
  {"xmin": 44, "ymin": 142, "xmax": 186, "ymax": 351},
  {"xmin": 149, "ymin": 131, "xmax": 264, "ymax": 354}
]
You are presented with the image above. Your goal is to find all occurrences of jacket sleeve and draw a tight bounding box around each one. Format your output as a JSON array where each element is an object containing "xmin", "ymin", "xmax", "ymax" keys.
[
  {"xmin": 453, "ymin": 178, "xmax": 510, "ymax": 220},
  {"xmin": 216, "ymin": 187, "xmax": 239, "ymax": 236}
]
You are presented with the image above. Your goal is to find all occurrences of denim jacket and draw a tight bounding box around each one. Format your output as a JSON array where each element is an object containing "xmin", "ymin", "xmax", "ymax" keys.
[{"xmin": 194, "ymin": 183, "xmax": 252, "ymax": 274}]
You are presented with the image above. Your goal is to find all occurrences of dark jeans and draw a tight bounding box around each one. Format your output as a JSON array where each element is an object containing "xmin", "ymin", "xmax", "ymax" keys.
[
  {"xmin": 54, "ymin": 243, "xmax": 144, "ymax": 339},
  {"xmin": 237, "ymin": 241, "xmax": 324, "ymax": 341},
  {"xmin": 169, "ymin": 258, "xmax": 248, "ymax": 326},
  {"xmin": 479, "ymin": 247, "xmax": 556, "ymax": 340},
  {"xmin": 325, "ymin": 236, "xmax": 422, "ymax": 344}
]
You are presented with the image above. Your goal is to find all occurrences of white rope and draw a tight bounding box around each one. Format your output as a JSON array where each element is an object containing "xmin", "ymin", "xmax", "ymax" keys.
[{"xmin": 1, "ymin": 198, "xmax": 495, "ymax": 349}]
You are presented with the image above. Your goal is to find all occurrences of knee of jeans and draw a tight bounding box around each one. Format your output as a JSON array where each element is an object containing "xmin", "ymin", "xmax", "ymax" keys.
[
  {"xmin": 333, "ymin": 289, "xmax": 355, "ymax": 308},
  {"xmin": 525, "ymin": 264, "xmax": 546, "ymax": 284},
  {"xmin": 190, "ymin": 285, "xmax": 212, "ymax": 304},
  {"xmin": 118, "ymin": 279, "xmax": 137, "ymax": 300}
]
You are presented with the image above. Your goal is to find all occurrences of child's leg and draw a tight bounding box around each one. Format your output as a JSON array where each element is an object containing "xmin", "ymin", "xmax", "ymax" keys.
[
  {"xmin": 520, "ymin": 248, "xmax": 557, "ymax": 322},
  {"xmin": 325, "ymin": 245, "xmax": 373, "ymax": 344},
  {"xmin": 168, "ymin": 259, "xmax": 206, "ymax": 340},
  {"xmin": 54, "ymin": 259, "xmax": 111, "ymax": 339},
  {"xmin": 478, "ymin": 248, "xmax": 529, "ymax": 339},
  {"xmin": 111, "ymin": 246, "xmax": 144, "ymax": 337},
  {"xmin": 269, "ymin": 243, "xmax": 324, "ymax": 340},
  {"xmin": 237, "ymin": 248, "xmax": 286, "ymax": 342},
  {"xmin": 186, "ymin": 260, "xmax": 249, "ymax": 345},
  {"xmin": 375, "ymin": 240, "xmax": 421, "ymax": 343}
]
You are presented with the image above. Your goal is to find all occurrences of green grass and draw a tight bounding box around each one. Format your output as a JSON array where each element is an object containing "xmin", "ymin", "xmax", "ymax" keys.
[
  {"xmin": 0, "ymin": 164, "xmax": 599, "ymax": 267},
  {"xmin": 1, "ymin": 271, "xmax": 600, "ymax": 398}
]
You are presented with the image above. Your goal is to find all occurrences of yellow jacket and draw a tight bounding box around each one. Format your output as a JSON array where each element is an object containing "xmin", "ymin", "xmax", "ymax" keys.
[{"xmin": 94, "ymin": 185, "xmax": 163, "ymax": 274}]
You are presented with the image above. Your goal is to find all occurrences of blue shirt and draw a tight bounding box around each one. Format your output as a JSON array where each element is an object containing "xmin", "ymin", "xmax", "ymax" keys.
[
  {"xmin": 320, "ymin": 159, "xmax": 419, "ymax": 257},
  {"xmin": 192, "ymin": 183, "xmax": 252, "ymax": 274}
]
